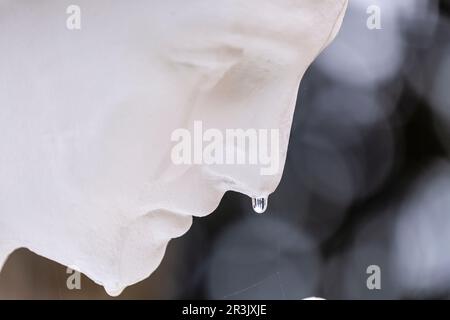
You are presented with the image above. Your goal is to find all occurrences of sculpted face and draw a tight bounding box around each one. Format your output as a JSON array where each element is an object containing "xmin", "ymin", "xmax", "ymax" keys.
[{"xmin": 0, "ymin": 0, "xmax": 347, "ymax": 295}]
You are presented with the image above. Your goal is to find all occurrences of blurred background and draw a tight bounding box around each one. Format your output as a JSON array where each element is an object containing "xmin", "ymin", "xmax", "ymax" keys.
[{"xmin": 1, "ymin": 0, "xmax": 450, "ymax": 299}]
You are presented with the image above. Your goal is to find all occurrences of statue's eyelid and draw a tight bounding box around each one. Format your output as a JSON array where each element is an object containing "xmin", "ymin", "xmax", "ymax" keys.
[{"xmin": 168, "ymin": 45, "xmax": 244, "ymax": 71}]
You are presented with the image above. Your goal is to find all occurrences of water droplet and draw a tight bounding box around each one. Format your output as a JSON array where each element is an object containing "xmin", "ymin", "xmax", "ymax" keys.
[{"xmin": 252, "ymin": 196, "xmax": 268, "ymax": 214}]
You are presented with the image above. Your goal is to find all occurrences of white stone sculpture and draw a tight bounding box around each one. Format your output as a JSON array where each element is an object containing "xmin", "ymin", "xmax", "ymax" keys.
[{"xmin": 0, "ymin": 0, "xmax": 347, "ymax": 295}]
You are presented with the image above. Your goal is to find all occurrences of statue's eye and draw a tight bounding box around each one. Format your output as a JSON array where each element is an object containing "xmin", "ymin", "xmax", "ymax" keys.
[{"xmin": 166, "ymin": 45, "xmax": 244, "ymax": 91}]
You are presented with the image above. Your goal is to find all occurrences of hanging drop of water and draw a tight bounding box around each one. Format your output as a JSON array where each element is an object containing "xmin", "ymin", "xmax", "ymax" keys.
[{"xmin": 252, "ymin": 196, "xmax": 268, "ymax": 214}]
